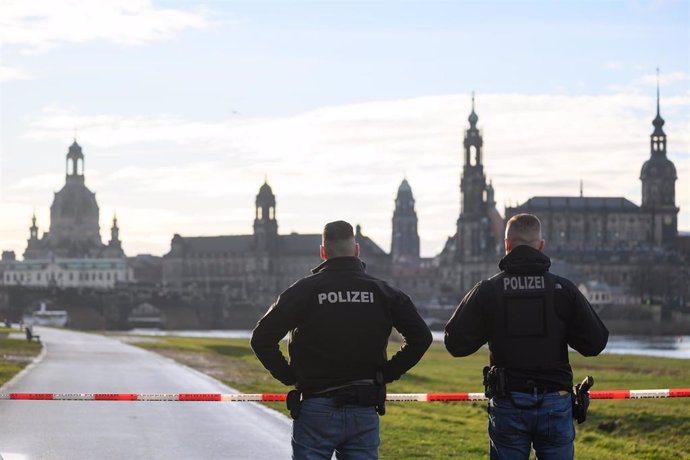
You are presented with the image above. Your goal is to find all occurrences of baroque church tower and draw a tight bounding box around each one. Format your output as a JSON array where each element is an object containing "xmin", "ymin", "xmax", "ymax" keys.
[
  {"xmin": 640, "ymin": 73, "xmax": 679, "ymax": 247},
  {"xmin": 456, "ymin": 94, "xmax": 498, "ymax": 261},
  {"xmin": 391, "ymin": 178, "xmax": 420, "ymax": 263},
  {"xmin": 253, "ymin": 180, "xmax": 278, "ymax": 252},
  {"xmin": 25, "ymin": 140, "xmax": 109, "ymax": 259}
]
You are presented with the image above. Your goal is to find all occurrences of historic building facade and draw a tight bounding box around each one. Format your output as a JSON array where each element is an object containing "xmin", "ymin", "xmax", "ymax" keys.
[
  {"xmin": 162, "ymin": 181, "xmax": 390, "ymax": 309},
  {"xmin": 1, "ymin": 141, "xmax": 131, "ymax": 288},
  {"xmin": 504, "ymin": 85, "xmax": 682, "ymax": 292}
]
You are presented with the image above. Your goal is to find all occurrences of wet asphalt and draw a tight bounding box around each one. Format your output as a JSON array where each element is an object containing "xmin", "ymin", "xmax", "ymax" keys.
[{"xmin": 0, "ymin": 327, "xmax": 291, "ymax": 460}]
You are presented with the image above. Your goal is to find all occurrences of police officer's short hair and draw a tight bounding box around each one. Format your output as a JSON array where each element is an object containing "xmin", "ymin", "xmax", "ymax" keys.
[
  {"xmin": 505, "ymin": 214, "xmax": 542, "ymax": 248},
  {"xmin": 323, "ymin": 220, "xmax": 356, "ymax": 257}
]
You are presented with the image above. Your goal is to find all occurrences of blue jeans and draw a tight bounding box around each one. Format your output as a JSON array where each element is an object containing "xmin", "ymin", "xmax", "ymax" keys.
[
  {"xmin": 488, "ymin": 392, "xmax": 575, "ymax": 460},
  {"xmin": 292, "ymin": 397, "xmax": 380, "ymax": 460}
]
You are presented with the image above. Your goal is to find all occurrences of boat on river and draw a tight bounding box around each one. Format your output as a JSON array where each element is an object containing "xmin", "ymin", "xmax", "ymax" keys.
[{"xmin": 23, "ymin": 302, "xmax": 69, "ymax": 327}]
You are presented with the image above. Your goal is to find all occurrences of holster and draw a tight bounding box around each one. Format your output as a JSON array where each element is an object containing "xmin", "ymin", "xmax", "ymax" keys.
[
  {"xmin": 286, "ymin": 389, "xmax": 302, "ymax": 420},
  {"xmin": 483, "ymin": 366, "xmax": 507, "ymax": 399},
  {"xmin": 572, "ymin": 376, "xmax": 594, "ymax": 424}
]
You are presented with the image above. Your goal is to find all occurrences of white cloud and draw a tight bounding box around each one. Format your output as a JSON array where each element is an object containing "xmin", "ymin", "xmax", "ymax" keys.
[
  {"xmin": 0, "ymin": 65, "xmax": 33, "ymax": 81},
  {"xmin": 608, "ymin": 71, "xmax": 690, "ymax": 93},
  {"xmin": 2, "ymin": 91, "xmax": 689, "ymax": 258},
  {"xmin": 0, "ymin": 0, "xmax": 212, "ymax": 52},
  {"xmin": 639, "ymin": 71, "xmax": 690, "ymax": 86}
]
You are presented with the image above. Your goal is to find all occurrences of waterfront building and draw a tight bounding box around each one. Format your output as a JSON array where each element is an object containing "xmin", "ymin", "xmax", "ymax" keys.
[
  {"xmin": 161, "ymin": 181, "xmax": 389, "ymax": 307},
  {"xmin": 1, "ymin": 140, "xmax": 130, "ymax": 289}
]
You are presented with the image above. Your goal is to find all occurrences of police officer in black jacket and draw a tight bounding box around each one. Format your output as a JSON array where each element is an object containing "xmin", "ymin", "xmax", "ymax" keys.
[
  {"xmin": 445, "ymin": 213, "xmax": 608, "ymax": 460},
  {"xmin": 251, "ymin": 220, "xmax": 432, "ymax": 460}
]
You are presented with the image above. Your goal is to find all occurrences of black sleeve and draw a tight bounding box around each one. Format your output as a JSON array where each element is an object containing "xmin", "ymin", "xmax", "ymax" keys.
[
  {"xmin": 563, "ymin": 280, "xmax": 609, "ymax": 356},
  {"xmin": 444, "ymin": 281, "xmax": 490, "ymax": 357},
  {"xmin": 250, "ymin": 285, "xmax": 304, "ymax": 386},
  {"xmin": 382, "ymin": 290, "xmax": 433, "ymax": 384}
]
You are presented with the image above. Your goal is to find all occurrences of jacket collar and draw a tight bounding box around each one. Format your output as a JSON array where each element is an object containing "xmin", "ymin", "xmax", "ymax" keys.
[
  {"xmin": 311, "ymin": 256, "xmax": 366, "ymax": 274},
  {"xmin": 498, "ymin": 245, "xmax": 551, "ymax": 274}
]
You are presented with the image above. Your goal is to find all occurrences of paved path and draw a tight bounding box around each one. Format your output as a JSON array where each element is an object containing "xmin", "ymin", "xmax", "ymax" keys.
[{"xmin": 0, "ymin": 328, "xmax": 291, "ymax": 460}]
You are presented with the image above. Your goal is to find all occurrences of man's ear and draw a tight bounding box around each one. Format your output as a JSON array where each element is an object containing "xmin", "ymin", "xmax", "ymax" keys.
[
  {"xmin": 504, "ymin": 239, "xmax": 512, "ymax": 254},
  {"xmin": 320, "ymin": 245, "xmax": 327, "ymax": 261},
  {"xmin": 354, "ymin": 243, "xmax": 361, "ymax": 257},
  {"xmin": 538, "ymin": 239, "xmax": 545, "ymax": 251}
]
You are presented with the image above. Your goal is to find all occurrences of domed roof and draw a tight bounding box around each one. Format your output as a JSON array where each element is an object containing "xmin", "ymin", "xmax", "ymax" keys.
[
  {"xmin": 68, "ymin": 140, "xmax": 84, "ymax": 158},
  {"xmin": 397, "ymin": 178, "xmax": 413, "ymax": 195},
  {"xmin": 652, "ymin": 112, "xmax": 665, "ymax": 135},
  {"xmin": 256, "ymin": 180, "xmax": 276, "ymax": 206},
  {"xmin": 640, "ymin": 155, "xmax": 677, "ymax": 180},
  {"xmin": 51, "ymin": 181, "xmax": 99, "ymax": 219},
  {"xmin": 468, "ymin": 109, "xmax": 478, "ymax": 126},
  {"xmin": 258, "ymin": 181, "xmax": 273, "ymax": 196}
]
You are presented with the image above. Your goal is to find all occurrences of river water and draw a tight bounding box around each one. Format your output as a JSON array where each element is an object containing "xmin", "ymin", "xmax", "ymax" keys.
[{"xmin": 128, "ymin": 329, "xmax": 690, "ymax": 360}]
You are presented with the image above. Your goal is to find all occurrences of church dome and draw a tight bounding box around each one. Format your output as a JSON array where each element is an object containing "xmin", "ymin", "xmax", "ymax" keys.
[
  {"xmin": 640, "ymin": 154, "xmax": 677, "ymax": 180},
  {"xmin": 49, "ymin": 181, "xmax": 101, "ymax": 243},
  {"xmin": 256, "ymin": 181, "xmax": 276, "ymax": 206}
]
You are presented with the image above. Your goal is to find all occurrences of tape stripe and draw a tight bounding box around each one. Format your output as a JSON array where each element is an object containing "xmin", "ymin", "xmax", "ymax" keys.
[{"xmin": 1, "ymin": 389, "xmax": 688, "ymax": 402}]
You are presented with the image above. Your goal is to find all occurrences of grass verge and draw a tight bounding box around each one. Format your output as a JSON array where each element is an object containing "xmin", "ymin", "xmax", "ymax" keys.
[
  {"xmin": 0, "ymin": 337, "xmax": 42, "ymax": 387},
  {"xmin": 132, "ymin": 336, "xmax": 690, "ymax": 459}
]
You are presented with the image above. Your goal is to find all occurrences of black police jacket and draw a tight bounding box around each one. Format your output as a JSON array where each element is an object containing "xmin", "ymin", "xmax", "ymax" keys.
[
  {"xmin": 444, "ymin": 245, "xmax": 609, "ymax": 391},
  {"xmin": 251, "ymin": 256, "xmax": 432, "ymax": 393}
]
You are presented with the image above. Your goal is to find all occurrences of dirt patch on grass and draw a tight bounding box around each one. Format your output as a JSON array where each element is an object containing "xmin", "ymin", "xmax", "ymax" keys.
[{"xmin": 153, "ymin": 348, "xmax": 267, "ymax": 387}]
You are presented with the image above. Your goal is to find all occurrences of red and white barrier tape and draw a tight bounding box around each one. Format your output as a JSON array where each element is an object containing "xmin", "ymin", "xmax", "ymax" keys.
[{"xmin": 1, "ymin": 389, "xmax": 689, "ymax": 402}]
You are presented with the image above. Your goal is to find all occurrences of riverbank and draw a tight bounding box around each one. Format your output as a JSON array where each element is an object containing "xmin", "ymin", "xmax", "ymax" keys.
[
  {"xmin": 123, "ymin": 329, "xmax": 690, "ymax": 359},
  {"xmin": 130, "ymin": 336, "xmax": 690, "ymax": 459}
]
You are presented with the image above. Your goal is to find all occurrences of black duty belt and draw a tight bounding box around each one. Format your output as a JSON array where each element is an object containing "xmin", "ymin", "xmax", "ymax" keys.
[{"xmin": 302, "ymin": 385, "xmax": 374, "ymax": 400}]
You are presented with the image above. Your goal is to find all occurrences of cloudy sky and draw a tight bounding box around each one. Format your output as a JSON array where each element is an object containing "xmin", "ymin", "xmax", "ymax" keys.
[{"xmin": 1, "ymin": 0, "xmax": 688, "ymax": 258}]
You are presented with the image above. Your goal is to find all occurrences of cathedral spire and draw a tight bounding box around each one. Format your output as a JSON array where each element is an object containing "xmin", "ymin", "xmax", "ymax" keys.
[
  {"xmin": 109, "ymin": 213, "xmax": 120, "ymax": 245},
  {"xmin": 656, "ymin": 68, "xmax": 660, "ymax": 117},
  {"xmin": 392, "ymin": 178, "xmax": 420, "ymax": 263},
  {"xmin": 468, "ymin": 91, "xmax": 479, "ymax": 127},
  {"xmin": 29, "ymin": 211, "xmax": 39, "ymax": 240},
  {"xmin": 651, "ymin": 69, "xmax": 666, "ymax": 153},
  {"xmin": 463, "ymin": 92, "xmax": 483, "ymax": 168},
  {"xmin": 652, "ymin": 68, "xmax": 666, "ymax": 137}
]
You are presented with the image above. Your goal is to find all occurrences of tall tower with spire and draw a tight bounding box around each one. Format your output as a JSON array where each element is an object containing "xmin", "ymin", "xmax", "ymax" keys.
[
  {"xmin": 47, "ymin": 140, "xmax": 102, "ymax": 257},
  {"xmin": 391, "ymin": 178, "xmax": 420, "ymax": 263},
  {"xmin": 456, "ymin": 93, "xmax": 497, "ymax": 261},
  {"xmin": 253, "ymin": 180, "xmax": 278, "ymax": 251},
  {"xmin": 640, "ymin": 70, "xmax": 678, "ymax": 247},
  {"xmin": 29, "ymin": 212, "xmax": 39, "ymax": 241},
  {"xmin": 22, "ymin": 140, "xmax": 126, "ymax": 259},
  {"xmin": 24, "ymin": 213, "xmax": 43, "ymax": 259},
  {"xmin": 101, "ymin": 213, "xmax": 124, "ymax": 256}
]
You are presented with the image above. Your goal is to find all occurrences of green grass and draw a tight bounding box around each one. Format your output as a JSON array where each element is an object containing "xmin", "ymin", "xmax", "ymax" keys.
[
  {"xmin": 133, "ymin": 337, "xmax": 690, "ymax": 459},
  {"xmin": 0, "ymin": 337, "xmax": 42, "ymax": 387}
]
